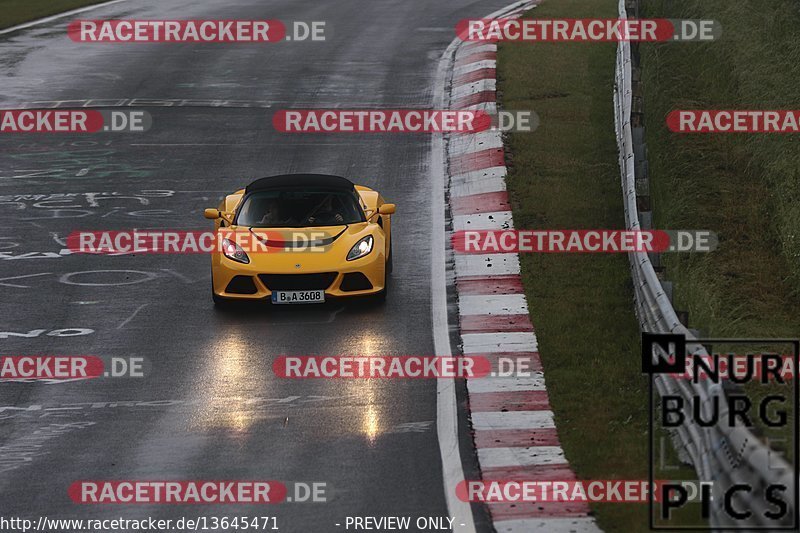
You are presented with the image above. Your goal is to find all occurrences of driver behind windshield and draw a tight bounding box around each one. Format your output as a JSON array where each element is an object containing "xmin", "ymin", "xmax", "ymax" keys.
[
  {"xmin": 237, "ymin": 190, "xmax": 364, "ymax": 227},
  {"xmin": 237, "ymin": 197, "xmax": 298, "ymax": 227},
  {"xmin": 306, "ymin": 194, "xmax": 345, "ymax": 225},
  {"xmin": 257, "ymin": 198, "xmax": 298, "ymax": 226}
]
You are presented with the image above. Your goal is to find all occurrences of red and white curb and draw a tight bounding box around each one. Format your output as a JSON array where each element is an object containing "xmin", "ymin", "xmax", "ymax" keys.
[{"xmin": 443, "ymin": 2, "xmax": 602, "ymax": 532}]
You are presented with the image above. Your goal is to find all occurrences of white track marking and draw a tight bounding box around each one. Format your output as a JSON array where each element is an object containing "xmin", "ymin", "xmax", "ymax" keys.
[
  {"xmin": 433, "ymin": 22, "xmax": 477, "ymax": 533},
  {"xmin": 451, "ymin": 166, "xmax": 509, "ymax": 185},
  {"xmin": 454, "ymin": 211, "xmax": 514, "ymax": 231},
  {"xmin": 452, "ymin": 79, "xmax": 497, "ymax": 100},
  {"xmin": 0, "ymin": 272, "xmax": 52, "ymax": 288},
  {"xmin": 131, "ymin": 143, "xmax": 239, "ymax": 147},
  {"xmin": 455, "ymin": 253, "xmax": 521, "ymax": 277},
  {"xmin": 449, "ymin": 132, "xmax": 504, "ymax": 155},
  {"xmin": 471, "ymin": 410, "xmax": 555, "ymax": 430},
  {"xmin": 468, "ymin": 375, "xmax": 546, "ymax": 393},
  {"xmin": 117, "ymin": 304, "xmax": 148, "ymax": 330},
  {"xmin": 451, "ymin": 177, "xmax": 507, "ymax": 197},
  {"xmin": 0, "ymin": 0, "xmax": 129, "ymax": 36},
  {"xmin": 453, "ymin": 60, "xmax": 497, "ymax": 76},
  {"xmin": 477, "ymin": 446, "xmax": 567, "ymax": 468},
  {"xmin": 462, "ymin": 331, "xmax": 538, "ymax": 353},
  {"xmin": 459, "ymin": 294, "xmax": 528, "ymax": 316},
  {"xmin": 432, "ymin": 2, "xmax": 533, "ymax": 531},
  {"xmin": 450, "ymin": 167, "xmax": 506, "ymax": 197}
]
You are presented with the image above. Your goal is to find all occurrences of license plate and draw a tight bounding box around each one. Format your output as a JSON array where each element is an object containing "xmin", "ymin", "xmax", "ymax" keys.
[{"xmin": 271, "ymin": 290, "xmax": 325, "ymax": 304}]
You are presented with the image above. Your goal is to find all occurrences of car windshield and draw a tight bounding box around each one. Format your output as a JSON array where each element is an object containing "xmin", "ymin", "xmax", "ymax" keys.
[{"xmin": 235, "ymin": 189, "xmax": 366, "ymax": 228}]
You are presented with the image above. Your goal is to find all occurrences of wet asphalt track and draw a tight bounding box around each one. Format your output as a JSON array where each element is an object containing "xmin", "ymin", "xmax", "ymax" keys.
[{"xmin": 0, "ymin": 0, "xmax": 514, "ymax": 530}]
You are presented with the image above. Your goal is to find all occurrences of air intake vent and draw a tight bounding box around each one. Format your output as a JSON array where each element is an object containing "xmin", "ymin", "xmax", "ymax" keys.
[
  {"xmin": 225, "ymin": 276, "xmax": 258, "ymax": 294},
  {"xmin": 340, "ymin": 272, "xmax": 373, "ymax": 292},
  {"xmin": 258, "ymin": 273, "xmax": 337, "ymax": 291}
]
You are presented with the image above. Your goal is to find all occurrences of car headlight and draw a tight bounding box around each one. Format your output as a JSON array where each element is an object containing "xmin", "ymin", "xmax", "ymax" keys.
[
  {"xmin": 222, "ymin": 238, "xmax": 250, "ymax": 264},
  {"xmin": 347, "ymin": 235, "xmax": 374, "ymax": 261}
]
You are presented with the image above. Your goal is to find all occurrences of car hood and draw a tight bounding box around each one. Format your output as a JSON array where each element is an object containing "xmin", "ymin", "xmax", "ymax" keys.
[
  {"xmin": 222, "ymin": 223, "xmax": 371, "ymax": 251},
  {"xmin": 217, "ymin": 223, "xmax": 378, "ymax": 273},
  {"xmin": 248, "ymin": 225, "xmax": 348, "ymax": 248}
]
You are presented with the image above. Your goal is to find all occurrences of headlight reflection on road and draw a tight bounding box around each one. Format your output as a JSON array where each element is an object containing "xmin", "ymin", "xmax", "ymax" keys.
[
  {"xmin": 188, "ymin": 330, "xmax": 256, "ymax": 435},
  {"xmin": 353, "ymin": 333, "xmax": 390, "ymax": 445},
  {"xmin": 363, "ymin": 397, "xmax": 381, "ymax": 445}
]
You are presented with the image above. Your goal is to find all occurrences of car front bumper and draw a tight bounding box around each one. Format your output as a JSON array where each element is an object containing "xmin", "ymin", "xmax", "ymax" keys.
[{"xmin": 211, "ymin": 250, "xmax": 387, "ymax": 301}]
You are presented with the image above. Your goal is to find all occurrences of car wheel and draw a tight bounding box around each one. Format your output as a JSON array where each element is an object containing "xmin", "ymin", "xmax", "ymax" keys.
[
  {"xmin": 213, "ymin": 292, "xmax": 227, "ymax": 307},
  {"xmin": 360, "ymin": 287, "xmax": 386, "ymax": 306},
  {"xmin": 375, "ymin": 286, "xmax": 387, "ymax": 302},
  {"xmin": 360, "ymin": 269, "xmax": 388, "ymax": 306},
  {"xmin": 386, "ymin": 238, "xmax": 393, "ymax": 274},
  {"xmin": 376, "ymin": 261, "xmax": 389, "ymax": 303}
]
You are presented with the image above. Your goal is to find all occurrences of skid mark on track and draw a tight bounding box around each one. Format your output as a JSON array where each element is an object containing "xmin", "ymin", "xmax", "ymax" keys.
[
  {"xmin": 0, "ymin": 421, "xmax": 96, "ymax": 475},
  {"xmin": 0, "ymin": 394, "xmax": 385, "ymax": 421}
]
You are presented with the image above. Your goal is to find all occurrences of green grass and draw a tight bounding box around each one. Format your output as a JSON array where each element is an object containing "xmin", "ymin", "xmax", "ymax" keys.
[
  {"xmin": 639, "ymin": 0, "xmax": 799, "ymax": 458},
  {"xmin": 497, "ymin": 0, "xmax": 658, "ymax": 530},
  {"xmin": 639, "ymin": 0, "xmax": 800, "ymax": 339},
  {"xmin": 498, "ymin": 0, "xmax": 800, "ymax": 524},
  {"xmin": 0, "ymin": 0, "xmax": 110, "ymax": 30}
]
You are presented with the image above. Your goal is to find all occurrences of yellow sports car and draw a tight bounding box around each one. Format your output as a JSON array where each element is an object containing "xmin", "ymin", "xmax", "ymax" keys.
[{"xmin": 204, "ymin": 174, "xmax": 395, "ymax": 306}]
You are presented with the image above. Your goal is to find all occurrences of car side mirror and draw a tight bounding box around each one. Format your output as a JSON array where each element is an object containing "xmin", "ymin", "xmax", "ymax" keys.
[
  {"xmin": 204, "ymin": 208, "xmax": 221, "ymax": 220},
  {"xmin": 378, "ymin": 204, "xmax": 396, "ymax": 215}
]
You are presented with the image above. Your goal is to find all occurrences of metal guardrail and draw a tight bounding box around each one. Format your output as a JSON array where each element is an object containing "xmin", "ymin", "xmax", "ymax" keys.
[{"xmin": 613, "ymin": 0, "xmax": 796, "ymax": 528}]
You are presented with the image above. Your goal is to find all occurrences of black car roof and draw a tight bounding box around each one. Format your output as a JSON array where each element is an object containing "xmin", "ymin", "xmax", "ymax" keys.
[{"xmin": 245, "ymin": 174, "xmax": 355, "ymax": 194}]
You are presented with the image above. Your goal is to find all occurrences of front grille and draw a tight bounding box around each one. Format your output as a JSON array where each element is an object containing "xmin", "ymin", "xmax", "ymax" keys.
[
  {"xmin": 225, "ymin": 276, "xmax": 258, "ymax": 294},
  {"xmin": 340, "ymin": 272, "xmax": 373, "ymax": 292},
  {"xmin": 258, "ymin": 273, "xmax": 338, "ymax": 291}
]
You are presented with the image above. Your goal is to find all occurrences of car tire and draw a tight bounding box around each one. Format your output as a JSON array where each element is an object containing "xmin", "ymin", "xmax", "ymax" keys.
[
  {"xmin": 386, "ymin": 238, "xmax": 393, "ymax": 274},
  {"xmin": 361, "ymin": 288, "xmax": 386, "ymax": 306},
  {"xmin": 375, "ymin": 286, "xmax": 387, "ymax": 303},
  {"xmin": 375, "ymin": 262, "xmax": 389, "ymax": 303},
  {"xmin": 212, "ymin": 292, "xmax": 230, "ymax": 308},
  {"xmin": 360, "ymin": 268, "xmax": 388, "ymax": 306}
]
